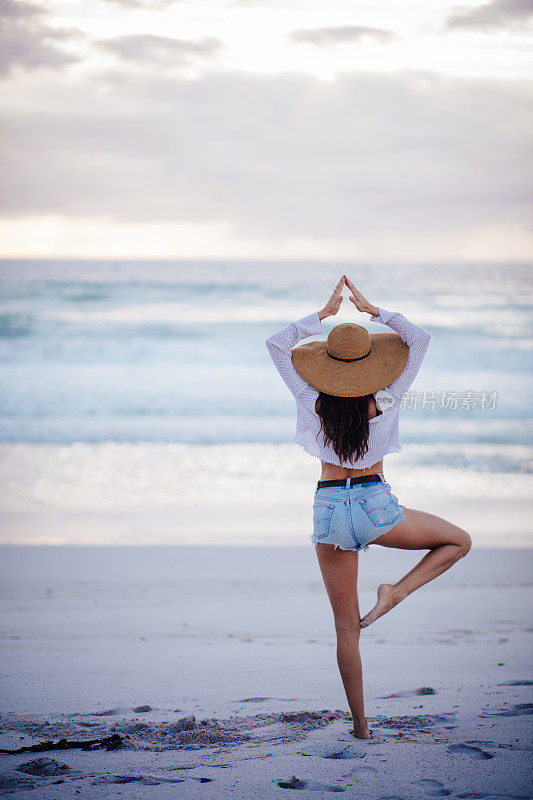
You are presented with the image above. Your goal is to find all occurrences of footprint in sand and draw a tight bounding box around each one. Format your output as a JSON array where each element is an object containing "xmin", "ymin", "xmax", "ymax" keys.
[
  {"xmin": 93, "ymin": 775, "xmax": 213, "ymax": 785},
  {"xmin": 456, "ymin": 796, "xmax": 533, "ymax": 800},
  {"xmin": 239, "ymin": 697, "xmax": 273, "ymax": 702},
  {"xmin": 277, "ymin": 775, "xmax": 344, "ymax": 791},
  {"xmin": 448, "ymin": 743, "xmax": 494, "ymax": 760},
  {"xmin": 487, "ymin": 703, "xmax": 533, "ymax": 717},
  {"xmin": 16, "ymin": 758, "xmax": 79, "ymax": 777},
  {"xmin": 90, "ymin": 708, "xmax": 123, "ymax": 716},
  {"xmin": 413, "ymin": 778, "xmax": 451, "ymax": 796},
  {"xmin": 497, "ymin": 680, "xmax": 533, "ymax": 686},
  {"xmin": 279, "ymin": 711, "xmax": 331, "ymax": 723},
  {"xmin": 348, "ymin": 766, "xmax": 379, "ymax": 776},
  {"xmin": 0, "ymin": 773, "xmax": 39, "ymax": 791},
  {"xmin": 0, "ymin": 759, "xmax": 81, "ymax": 792},
  {"xmin": 380, "ymin": 687, "xmax": 437, "ymax": 698},
  {"xmin": 300, "ymin": 742, "xmax": 366, "ymax": 759},
  {"xmin": 237, "ymin": 697, "xmax": 298, "ymax": 702},
  {"xmin": 93, "ymin": 775, "xmax": 164, "ymax": 785}
]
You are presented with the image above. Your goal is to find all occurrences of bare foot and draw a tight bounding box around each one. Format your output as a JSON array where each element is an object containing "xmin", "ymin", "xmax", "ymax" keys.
[
  {"xmin": 350, "ymin": 726, "xmax": 372, "ymax": 740},
  {"xmin": 360, "ymin": 583, "xmax": 401, "ymax": 628}
]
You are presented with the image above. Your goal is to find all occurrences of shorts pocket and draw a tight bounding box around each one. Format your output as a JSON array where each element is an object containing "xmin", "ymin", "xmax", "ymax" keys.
[
  {"xmin": 313, "ymin": 502, "xmax": 336, "ymax": 540},
  {"xmin": 359, "ymin": 484, "xmax": 385, "ymax": 502},
  {"xmin": 358, "ymin": 492, "xmax": 402, "ymax": 528}
]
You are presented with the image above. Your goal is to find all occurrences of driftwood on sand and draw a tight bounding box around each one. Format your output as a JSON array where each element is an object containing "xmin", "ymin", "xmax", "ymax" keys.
[{"xmin": 0, "ymin": 733, "xmax": 123, "ymax": 755}]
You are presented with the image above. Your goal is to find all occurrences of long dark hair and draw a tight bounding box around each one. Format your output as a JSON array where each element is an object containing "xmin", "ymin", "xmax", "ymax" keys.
[{"xmin": 315, "ymin": 391, "xmax": 373, "ymax": 464}]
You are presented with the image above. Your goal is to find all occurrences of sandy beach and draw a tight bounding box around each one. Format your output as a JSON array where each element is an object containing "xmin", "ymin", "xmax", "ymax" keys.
[{"xmin": 0, "ymin": 544, "xmax": 531, "ymax": 798}]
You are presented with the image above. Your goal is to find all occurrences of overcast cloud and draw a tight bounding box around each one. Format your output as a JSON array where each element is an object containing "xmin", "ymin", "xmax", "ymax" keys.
[
  {"xmin": 0, "ymin": 0, "xmax": 83, "ymax": 78},
  {"xmin": 290, "ymin": 25, "xmax": 398, "ymax": 46},
  {"xmin": 0, "ymin": 0, "xmax": 531, "ymax": 259},
  {"xmin": 2, "ymin": 67, "xmax": 531, "ymax": 241},
  {"xmin": 96, "ymin": 34, "xmax": 224, "ymax": 66},
  {"xmin": 102, "ymin": 0, "xmax": 179, "ymax": 7},
  {"xmin": 446, "ymin": 0, "xmax": 533, "ymax": 31}
]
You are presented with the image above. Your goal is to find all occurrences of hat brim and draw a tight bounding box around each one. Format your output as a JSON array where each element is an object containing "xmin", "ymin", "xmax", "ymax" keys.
[{"xmin": 291, "ymin": 332, "xmax": 409, "ymax": 397}]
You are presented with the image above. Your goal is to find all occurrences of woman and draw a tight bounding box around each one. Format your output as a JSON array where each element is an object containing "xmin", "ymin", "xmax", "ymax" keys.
[{"xmin": 265, "ymin": 275, "xmax": 471, "ymax": 741}]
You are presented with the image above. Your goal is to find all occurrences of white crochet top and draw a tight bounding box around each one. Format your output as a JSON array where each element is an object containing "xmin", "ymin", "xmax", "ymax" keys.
[{"xmin": 265, "ymin": 307, "xmax": 431, "ymax": 469}]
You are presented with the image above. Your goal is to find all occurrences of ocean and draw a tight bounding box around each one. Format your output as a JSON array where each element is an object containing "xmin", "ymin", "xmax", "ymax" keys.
[{"xmin": 0, "ymin": 259, "xmax": 531, "ymax": 546}]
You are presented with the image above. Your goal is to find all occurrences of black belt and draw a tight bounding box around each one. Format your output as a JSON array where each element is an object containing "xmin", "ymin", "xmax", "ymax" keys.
[{"xmin": 317, "ymin": 473, "xmax": 384, "ymax": 488}]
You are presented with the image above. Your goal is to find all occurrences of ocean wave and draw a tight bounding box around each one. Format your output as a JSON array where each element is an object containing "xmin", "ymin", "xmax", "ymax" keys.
[
  {"xmin": 1, "ymin": 260, "xmax": 532, "ymax": 456},
  {"xmin": 0, "ymin": 313, "xmax": 34, "ymax": 339},
  {"xmin": 8, "ymin": 303, "xmax": 529, "ymax": 336},
  {"xmin": 0, "ymin": 414, "xmax": 530, "ymax": 456}
]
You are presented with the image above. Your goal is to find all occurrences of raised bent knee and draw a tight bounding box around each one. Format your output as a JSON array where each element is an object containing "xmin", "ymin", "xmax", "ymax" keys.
[{"xmin": 457, "ymin": 530, "xmax": 472, "ymax": 558}]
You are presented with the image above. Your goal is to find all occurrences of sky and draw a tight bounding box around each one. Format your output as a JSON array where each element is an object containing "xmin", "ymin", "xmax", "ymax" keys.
[{"xmin": 0, "ymin": 0, "xmax": 532, "ymax": 261}]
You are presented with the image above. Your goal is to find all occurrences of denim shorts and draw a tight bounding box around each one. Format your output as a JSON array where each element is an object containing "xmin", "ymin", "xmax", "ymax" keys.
[{"xmin": 310, "ymin": 474, "xmax": 405, "ymax": 552}]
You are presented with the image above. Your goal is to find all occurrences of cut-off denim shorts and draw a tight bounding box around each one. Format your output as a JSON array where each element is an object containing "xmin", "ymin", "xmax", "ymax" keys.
[{"xmin": 310, "ymin": 473, "xmax": 405, "ymax": 552}]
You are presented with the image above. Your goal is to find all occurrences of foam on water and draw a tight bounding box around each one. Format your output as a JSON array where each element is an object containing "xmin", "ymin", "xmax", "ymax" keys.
[
  {"xmin": 0, "ymin": 260, "xmax": 531, "ymax": 444},
  {"xmin": 0, "ymin": 441, "xmax": 531, "ymax": 546}
]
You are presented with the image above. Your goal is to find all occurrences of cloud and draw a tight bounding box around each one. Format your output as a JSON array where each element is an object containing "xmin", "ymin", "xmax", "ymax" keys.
[
  {"xmin": 0, "ymin": 0, "xmax": 84, "ymax": 78},
  {"xmin": 96, "ymin": 34, "xmax": 224, "ymax": 66},
  {"xmin": 290, "ymin": 25, "xmax": 398, "ymax": 46},
  {"xmin": 446, "ymin": 0, "xmax": 533, "ymax": 31},
  {"xmin": 0, "ymin": 0, "xmax": 44, "ymax": 18},
  {"xmin": 100, "ymin": 0, "xmax": 181, "ymax": 7},
  {"xmin": 230, "ymin": 0, "xmax": 285, "ymax": 5},
  {"xmin": 0, "ymin": 68, "xmax": 531, "ymax": 243}
]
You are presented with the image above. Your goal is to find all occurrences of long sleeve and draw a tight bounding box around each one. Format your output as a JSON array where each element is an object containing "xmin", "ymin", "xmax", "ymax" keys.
[
  {"xmin": 265, "ymin": 311, "xmax": 323, "ymax": 402},
  {"xmin": 370, "ymin": 307, "xmax": 431, "ymax": 397}
]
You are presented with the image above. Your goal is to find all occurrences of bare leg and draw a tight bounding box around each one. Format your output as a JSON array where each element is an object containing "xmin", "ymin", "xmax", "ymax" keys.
[
  {"xmin": 360, "ymin": 507, "xmax": 472, "ymax": 628},
  {"xmin": 314, "ymin": 543, "xmax": 371, "ymax": 739}
]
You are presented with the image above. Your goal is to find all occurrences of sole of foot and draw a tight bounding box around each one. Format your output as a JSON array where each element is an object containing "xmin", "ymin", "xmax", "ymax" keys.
[{"xmin": 360, "ymin": 583, "xmax": 399, "ymax": 628}]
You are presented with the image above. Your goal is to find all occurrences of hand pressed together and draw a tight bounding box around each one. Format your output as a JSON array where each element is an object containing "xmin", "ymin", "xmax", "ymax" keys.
[{"xmin": 318, "ymin": 274, "xmax": 379, "ymax": 321}]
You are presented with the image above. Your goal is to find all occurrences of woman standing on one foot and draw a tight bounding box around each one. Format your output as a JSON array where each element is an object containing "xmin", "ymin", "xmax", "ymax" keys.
[{"xmin": 265, "ymin": 275, "xmax": 471, "ymax": 740}]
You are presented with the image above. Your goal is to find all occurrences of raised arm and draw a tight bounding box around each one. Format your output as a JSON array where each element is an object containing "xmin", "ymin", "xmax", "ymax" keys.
[
  {"xmin": 265, "ymin": 275, "xmax": 345, "ymax": 402},
  {"xmin": 265, "ymin": 311, "xmax": 324, "ymax": 401},
  {"xmin": 345, "ymin": 275, "xmax": 431, "ymax": 397},
  {"xmin": 370, "ymin": 307, "xmax": 431, "ymax": 396}
]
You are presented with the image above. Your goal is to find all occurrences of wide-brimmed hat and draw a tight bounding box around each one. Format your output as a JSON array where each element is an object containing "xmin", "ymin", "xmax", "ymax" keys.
[{"xmin": 291, "ymin": 321, "xmax": 409, "ymax": 398}]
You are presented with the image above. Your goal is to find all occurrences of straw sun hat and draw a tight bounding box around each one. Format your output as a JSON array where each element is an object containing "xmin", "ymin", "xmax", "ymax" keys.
[{"xmin": 291, "ymin": 321, "xmax": 409, "ymax": 398}]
